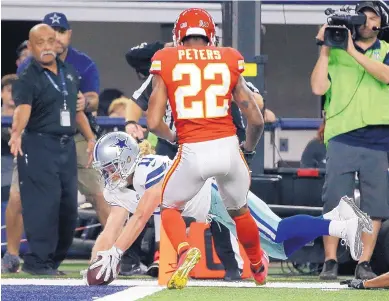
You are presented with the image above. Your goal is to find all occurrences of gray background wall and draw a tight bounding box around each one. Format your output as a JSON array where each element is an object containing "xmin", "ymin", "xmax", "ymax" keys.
[
  {"xmin": 70, "ymin": 22, "xmax": 162, "ymax": 98},
  {"xmin": 262, "ymin": 24, "xmax": 321, "ymax": 118}
]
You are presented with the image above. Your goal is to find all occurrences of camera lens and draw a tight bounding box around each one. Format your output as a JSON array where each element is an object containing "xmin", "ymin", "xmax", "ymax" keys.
[{"xmin": 332, "ymin": 29, "xmax": 347, "ymax": 42}]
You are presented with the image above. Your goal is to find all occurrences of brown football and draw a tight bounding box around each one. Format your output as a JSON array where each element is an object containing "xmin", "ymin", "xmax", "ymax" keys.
[{"xmin": 86, "ymin": 256, "xmax": 120, "ymax": 286}]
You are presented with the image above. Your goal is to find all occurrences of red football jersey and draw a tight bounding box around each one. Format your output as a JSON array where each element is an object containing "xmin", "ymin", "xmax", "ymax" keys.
[{"xmin": 150, "ymin": 46, "xmax": 245, "ymax": 144}]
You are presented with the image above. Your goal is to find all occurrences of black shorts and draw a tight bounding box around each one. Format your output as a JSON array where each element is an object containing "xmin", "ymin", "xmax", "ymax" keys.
[{"xmin": 322, "ymin": 140, "xmax": 389, "ymax": 219}]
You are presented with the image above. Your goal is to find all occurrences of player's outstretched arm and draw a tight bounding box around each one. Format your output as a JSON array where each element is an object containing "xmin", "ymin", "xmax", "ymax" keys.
[
  {"xmin": 232, "ymin": 75, "xmax": 264, "ymax": 152},
  {"xmin": 147, "ymin": 75, "xmax": 176, "ymax": 143},
  {"xmin": 90, "ymin": 206, "xmax": 128, "ymax": 262},
  {"xmin": 114, "ymin": 181, "xmax": 163, "ymax": 253}
]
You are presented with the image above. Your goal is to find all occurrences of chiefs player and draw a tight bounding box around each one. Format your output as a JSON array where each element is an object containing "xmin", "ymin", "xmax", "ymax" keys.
[{"xmin": 147, "ymin": 8, "xmax": 267, "ymax": 289}]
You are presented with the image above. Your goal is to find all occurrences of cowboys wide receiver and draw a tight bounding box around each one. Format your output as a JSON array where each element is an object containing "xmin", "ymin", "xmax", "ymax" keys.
[
  {"xmin": 86, "ymin": 131, "xmax": 371, "ymax": 285},
  {"xmin": 86, "ymin": 131, "xmax": 237, "ymax": 283}
]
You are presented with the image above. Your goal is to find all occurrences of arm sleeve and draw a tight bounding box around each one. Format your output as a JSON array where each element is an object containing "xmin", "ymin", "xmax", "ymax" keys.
[
  {"xmin": 228, "ymin": 47, "xmax": 245, "ymax": 74},
  {"xmin": 12, "ymin": 77, "xmax": 35, "ymax": 106},
  {"xmin": 79, "ymin": 62, "xmax": 100, "ymax": 93},
  {"xmin": 149, "ymin": 50, "xmax": 164, "ymax": 76},
  {"xmin": 132, "ymin": 75, "xmax": 153, "ymax": 111}
]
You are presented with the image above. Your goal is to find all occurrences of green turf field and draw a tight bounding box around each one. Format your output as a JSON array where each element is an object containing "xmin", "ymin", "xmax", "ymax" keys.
[
  {"xmin": 3, "ymin": 260, "xmax": 387, "ymax": 301},
  {"xmin": 0, "ymin": 260, "xmax": 351, "ymax": 282},
  {"xmin": 140, "ymin": 287, "xmax": 388, "ymax": 301}
]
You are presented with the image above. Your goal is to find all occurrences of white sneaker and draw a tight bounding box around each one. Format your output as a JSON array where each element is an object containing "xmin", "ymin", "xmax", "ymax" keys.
[
  {"xmin": 340, "ymin": 218, "xmax": 364, "ymax": 261},
  {"xmin": 326, "ymin": 196, "xmax": 373, "ymax": 234}
]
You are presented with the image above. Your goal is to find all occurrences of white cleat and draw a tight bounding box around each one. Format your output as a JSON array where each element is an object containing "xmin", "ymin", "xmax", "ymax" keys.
[
  {"xmin": 338, "ymin": 196, "xmax": 373, "ymax": 234},
  {"xmin": 326, "ymin": 196, "xmax": 373, "ymax": 234},
  {"xmin": 340, "ymin": 218, "xmax": 364, "ymax": 261}
]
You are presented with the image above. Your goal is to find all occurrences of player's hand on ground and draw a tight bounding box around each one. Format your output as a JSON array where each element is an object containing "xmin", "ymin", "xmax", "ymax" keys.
[
  {"xmin": 348, "ymin": 279, "xmax": 366, "ymax": 289},
  {"xmin": 90, "ymin": 246, "xmax": 123, "ymax": 282},
  {"xmin": 125, "ymin": 122, "xmax": 147, "ymax": 141},
  {"xmin": 77, "ymin": 92, "xmax": 86, "ymax": 112},
  {"xmin": 340, "ymin": 278, "xmax": 367, "ymax": 289},
  {"xmin": 8, "ymin": 132, "xmax": 23, "ymax": 157}
]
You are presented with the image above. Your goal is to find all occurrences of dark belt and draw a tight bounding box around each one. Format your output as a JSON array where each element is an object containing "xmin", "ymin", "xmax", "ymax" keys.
[{"xmin": 24, "ymin": 131, "xmax": 74, "ymax": 144}]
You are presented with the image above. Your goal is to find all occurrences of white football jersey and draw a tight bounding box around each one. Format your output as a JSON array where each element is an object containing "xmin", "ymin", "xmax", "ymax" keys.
[
  {"xmin": 133, "ymin": 154, "xmax": 171, "ymax": 197},
  {"xmin": 103, "ymin": 155, "xmax": 171, "ymax": 214},
  {"xmin": 103, "ymin": 154, "xmax": 213, "ymax": 222},
  {"xmin": 103, "ymin": 186, "xmax": 140, "ymax": 214}
]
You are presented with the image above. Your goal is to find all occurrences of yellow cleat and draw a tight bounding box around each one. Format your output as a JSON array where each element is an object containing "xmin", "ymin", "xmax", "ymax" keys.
[{"xmin": 167, "ymin": 247, "xmax": 201, "ymax": 289}]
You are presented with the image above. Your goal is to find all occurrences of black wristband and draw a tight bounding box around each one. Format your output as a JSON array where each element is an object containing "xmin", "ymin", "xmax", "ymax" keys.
[
  {"xmin": 124, "ymin": 120, "xmax": 138, "ymax": 127},
  {"xmin": 316, "ymin": 39, "xmax": 324, "ymax": 46}
]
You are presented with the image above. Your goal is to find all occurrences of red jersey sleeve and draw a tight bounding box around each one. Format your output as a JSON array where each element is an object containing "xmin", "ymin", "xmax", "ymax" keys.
[
  {"xmin": 227, "ymin": 47, "xmax": 245, "ymax": 74},
  {"xmin": 149, "ymin": 49, "xmax": 164, "ymax": 76}
]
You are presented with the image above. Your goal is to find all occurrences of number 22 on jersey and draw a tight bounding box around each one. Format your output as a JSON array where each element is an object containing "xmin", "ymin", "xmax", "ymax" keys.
[{"xmin": 173, "ymin": 63, "xmax": 231, "ymax": 120}]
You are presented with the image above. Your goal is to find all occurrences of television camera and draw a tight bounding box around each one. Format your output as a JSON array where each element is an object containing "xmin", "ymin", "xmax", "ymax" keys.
[{"xmin": 324, "ymin": 1, "xmax": 389, "ymax": 49}]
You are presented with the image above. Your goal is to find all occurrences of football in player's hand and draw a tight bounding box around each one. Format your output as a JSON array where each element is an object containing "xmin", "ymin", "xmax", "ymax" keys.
[{"xmin": 86, "ymin": 256, "xmax": 119, "ymax": 286}]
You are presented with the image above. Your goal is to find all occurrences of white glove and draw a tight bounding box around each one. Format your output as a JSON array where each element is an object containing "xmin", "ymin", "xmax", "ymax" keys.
[{"xmin": 89, "ymin": 246, "xmax": 124, "ymax": 282}]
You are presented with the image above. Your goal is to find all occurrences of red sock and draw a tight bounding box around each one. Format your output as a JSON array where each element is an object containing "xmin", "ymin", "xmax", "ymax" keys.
[
  {"xmin": 233, "ymin": 211, "xmax": 263, "ymax": 268},
  {"xmin": 161, "ymin": 208, "xmax": 190, "ymax": 256}
]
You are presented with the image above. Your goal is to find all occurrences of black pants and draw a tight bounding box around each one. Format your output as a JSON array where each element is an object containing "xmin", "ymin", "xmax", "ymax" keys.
[
  {"xmin": 17, "ymin": 133, "xmax": 78, "ymax": 270},
  {"xmin": 156, "ymin": 139, "xmax": 240, "ymax": 272}
]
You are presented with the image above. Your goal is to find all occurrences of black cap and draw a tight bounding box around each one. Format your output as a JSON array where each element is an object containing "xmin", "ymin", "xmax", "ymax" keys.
[{"xmin": 356, "ymin": 1, "xmax": 381, "ymax": 17}]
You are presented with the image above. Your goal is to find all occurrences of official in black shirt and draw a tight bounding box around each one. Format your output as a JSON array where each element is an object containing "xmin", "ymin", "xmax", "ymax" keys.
[{"xmin": 9, "ymin": 24, "xmax": 95, "ymax": 275}]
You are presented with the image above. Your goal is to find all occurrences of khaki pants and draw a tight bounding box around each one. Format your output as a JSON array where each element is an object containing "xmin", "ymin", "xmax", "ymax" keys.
[{"xmin": 11, "ymin": 133, "xmax": 103, "ymax": 196}]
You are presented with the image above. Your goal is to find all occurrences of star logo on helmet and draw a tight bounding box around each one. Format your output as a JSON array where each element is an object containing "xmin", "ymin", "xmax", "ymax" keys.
[{"xmin": 111, "ymin": 137, "xmax": 131, "ymax": 150}]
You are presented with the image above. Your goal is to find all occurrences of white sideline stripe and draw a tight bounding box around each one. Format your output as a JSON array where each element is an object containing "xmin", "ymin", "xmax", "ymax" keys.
[
  {"xmin": 95, "ymin": 286, "xmax": 165, "ymax": 301},
  {"xmin": 0, "ymin": 278, "xmax": 348, "ymax": 289}
]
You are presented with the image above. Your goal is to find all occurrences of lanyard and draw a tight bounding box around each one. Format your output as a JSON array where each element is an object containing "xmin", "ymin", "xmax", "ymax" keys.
[{"xmin": 44, "ymin": 68, "xmax": 69, "ymax": 110}]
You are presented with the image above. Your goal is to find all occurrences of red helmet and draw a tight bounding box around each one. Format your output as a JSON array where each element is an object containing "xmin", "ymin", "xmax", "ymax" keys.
[{"xmin": 173, "ymin": 8, "xmax": 216, "ymax": 46}]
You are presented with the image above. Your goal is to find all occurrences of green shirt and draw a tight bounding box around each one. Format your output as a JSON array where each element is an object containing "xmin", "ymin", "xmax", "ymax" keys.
[{"xmin": 324, "ymin": 40, "xmax": 389, "ymax": 146}]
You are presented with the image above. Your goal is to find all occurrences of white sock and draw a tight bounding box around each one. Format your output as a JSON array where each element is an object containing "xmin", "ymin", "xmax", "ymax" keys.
[{"xmin": 328, "ymin": 220, "xmax": 346, "ymax": 238}]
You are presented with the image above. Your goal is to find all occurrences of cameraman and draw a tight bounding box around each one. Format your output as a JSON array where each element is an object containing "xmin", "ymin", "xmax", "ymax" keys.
[{"xmin": 311, "ymin": 1, "xmax": 389, "ymax": 280}]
